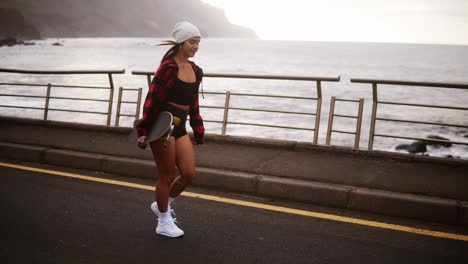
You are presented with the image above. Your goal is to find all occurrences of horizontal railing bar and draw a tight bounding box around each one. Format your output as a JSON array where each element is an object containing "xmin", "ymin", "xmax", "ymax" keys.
[
  {"xmin": 120, "ymin": 101, "xmax": 138, "ymax": 104},
  {"xmin": 120, "ymin": 87, "xmax": 140, "ymax": 90},
  {"xmin": 187, "ymin": 117, "xmax": 223, "ymax": 124},
  {"xmin": 0, "ymin": 83, "xmax": 110, "ymax": 89},
  {"xmin": 201, "ymin": 91, "xmax": 228, "ymax": 95},
  {"xmin": 0, "ymin": 105, "xmax": 44, "ymax": 110},
  {"xmin": 119, "ymin": 114, "xmax": 137, "ymax": 117},
  {"xmin": 333, "ymin": 114, "xmax": 358, "ymax": 119},
  {"xmin": 51, "ymin": 84, "xmax": 110, "ymax": 89},
  {"xmin": 376, "ymin": 117, "xmax": 468, "ymax": 129},
  {"xmin": 230, "ymin": 93, "xmax": 317, "ymax": 100},
  {"xmin": 132, "ymin": 71, "xmax": 340, "ymax": 82},
  {"xmin": 331, "ymin": 130, "xmax": 356, "ymax": 135},
  {"xmin": 0, "ymin": 83, "xmax": 47, "ymax": 87},
  {"xmin": 200, "ymin": 105, "xmax": 225, "ymax": 109},
  {"xmin": 335, "ymin": 98, "xmax": 360, "ymax": 103},
  {"xmin": 379, "ymin": 101, "xmax": 468, "ymax": 111},
  {"xmin": 131, "ymin": 71, "xmax": 153, "ymax": 75},
  {"xmin": 229, "ymin": 107, "xmax": 315, "ymax": 115},
  {"xmin": 49, "ymin": 96, "xmax": 109, "ymax": 102},
  {"xmin": 205, "ymin": 73, "xmax": 341, "ymax": 82},
  {"xmin": 374, "ymin": 133, "xmax": 468, "ymax": 146},
  {"xmin": 201, "ymin": 119, "xmax": 223, "ymax": 124},
  {"xmin": 0, "ymin": 95, "xmax": 109, "ymax": 102},
  {"xmin": 228, "ymin": 121, "xmax": 315, "ymax": 131},
  {"xmin": 351, "ymin": 78, "xmax": 468, "ymax": 89},
  {"xmin": 0, "ymin": 94, "xmax": 45, "ymax": 99},
  {"xmin": 0, "ymin": 83, "xmax": 109, "ymax": 89},
  {"xmin": 47, "ymin": 108, "xmax": 108, "ymax": 115},
  {"xmin": 0, "ymin": 68, "xmax": 125, "ymax": 75}
]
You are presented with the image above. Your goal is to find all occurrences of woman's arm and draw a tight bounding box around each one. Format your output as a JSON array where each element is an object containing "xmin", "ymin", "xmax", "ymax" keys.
[
  {"xmin": 189, "ymin": 66, "xmax": 205, "ymax": 144},
  {"xmin": 136, "ymin": 62, "xmax": 177, "ymax": 137}
]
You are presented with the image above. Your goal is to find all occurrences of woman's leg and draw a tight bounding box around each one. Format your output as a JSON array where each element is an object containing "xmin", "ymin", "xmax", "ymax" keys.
[
  {"xmin": 150, "ymin": 137, "xmax": 176, "ymax": 213},
  {"xmin": 169, "ymin": 135, "xmax": 196, "ymax": 198}
]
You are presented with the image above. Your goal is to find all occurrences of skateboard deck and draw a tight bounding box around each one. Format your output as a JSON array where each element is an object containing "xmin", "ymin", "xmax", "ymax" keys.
[
  {"xmin": 127, "ymin": 111, "xmax": 173, "ymax": 146},
  {"xmin": 128, "ymin": 111, "xmax": 180, "ymax": 148}
]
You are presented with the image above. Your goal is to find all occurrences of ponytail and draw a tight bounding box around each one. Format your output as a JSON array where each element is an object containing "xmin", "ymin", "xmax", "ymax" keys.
[{"xmin": 158, "ymin": 40, "xmax": 182, "ymax": 64}]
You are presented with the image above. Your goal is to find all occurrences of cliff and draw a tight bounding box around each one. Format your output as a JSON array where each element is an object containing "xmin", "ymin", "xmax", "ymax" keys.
[
  {"xmin": 0, "ymin": 0, "xmax": 257, "ymax": 39},
  {"xmin": 0, "ymin": 8, "xmax": 40, "ymax": 39}
]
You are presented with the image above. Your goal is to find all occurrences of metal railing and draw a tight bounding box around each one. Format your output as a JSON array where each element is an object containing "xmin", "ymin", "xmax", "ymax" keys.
[
  {"xmin": 350, "ymin": 78, "xmax": 468, "ymax": 150},
  {"xmin": 326, "ymin": 96, "xmax": 364, "ymax": 149},
  {"xmin": 115, "ymin": 87, "xmax": 143, "ymax": 126},
  {"xmin": 0, "ymin": 68, "xmax": 125, "ymax": 126},
  {"xmin": 132, "ymin": 71, "xmax": 340, "ymax": 144},
  {"xmin": 2, "ymin": 67, "xmax": 467, "ymax": 157}
]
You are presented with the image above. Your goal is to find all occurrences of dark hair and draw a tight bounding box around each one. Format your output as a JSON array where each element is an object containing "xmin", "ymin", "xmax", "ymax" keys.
[{"xmin": 158, "ymin": 41, "xmax": 182, "ymax": 64}]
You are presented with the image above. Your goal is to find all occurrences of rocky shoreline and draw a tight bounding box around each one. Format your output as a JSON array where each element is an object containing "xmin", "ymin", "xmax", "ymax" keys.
[
  {"xmin": 0, "ymin": 37, "xmax": 66, "ymax": 47},
  {"xmin": 0, "ymin": 37, "xmax": 36, "ymax": 47},
  {"xmin": 395, "ymin": 135, "xmax": 465, "ymax": 158}
]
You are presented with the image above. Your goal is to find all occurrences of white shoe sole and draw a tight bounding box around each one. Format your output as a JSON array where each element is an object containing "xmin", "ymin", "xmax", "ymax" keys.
[{"xmin": 156, "ymin": 229, "xmax": 184, "ymax": 238}]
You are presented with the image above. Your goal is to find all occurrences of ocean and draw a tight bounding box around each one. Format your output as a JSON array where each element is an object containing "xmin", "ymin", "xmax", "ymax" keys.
[{"xmin": 1, "ymin": 38, "xmax": 467, "ymax": 159}]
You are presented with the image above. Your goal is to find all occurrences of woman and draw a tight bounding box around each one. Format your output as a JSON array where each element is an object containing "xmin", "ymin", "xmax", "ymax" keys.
[{"xmin": 136, "ymin": 21, "xmax": 204, "ymax": 238}]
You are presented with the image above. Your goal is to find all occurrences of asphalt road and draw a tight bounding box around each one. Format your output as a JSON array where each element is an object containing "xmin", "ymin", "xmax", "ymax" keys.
[{"xmin": 1, "ymin": 162, "xmax": 468, "ymax": 264}]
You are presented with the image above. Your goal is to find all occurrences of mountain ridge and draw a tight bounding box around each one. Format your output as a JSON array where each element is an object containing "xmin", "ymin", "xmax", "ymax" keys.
[{"xmin": 0, "ymin": 0, "xmax": 257, "ymax": 39}]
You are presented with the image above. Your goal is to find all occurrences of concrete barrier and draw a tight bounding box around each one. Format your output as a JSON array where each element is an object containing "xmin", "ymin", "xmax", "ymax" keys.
[
  {"xmin": 257, "ymin": 176, "xmax": 350, "ymax": 207},
  {"xmin": 348, "ymin": 188, "xmax": 458, "ymax": 223},
  {"xmin": 0, "ymin": 142, "xmax": 46, "ymax": 162}
]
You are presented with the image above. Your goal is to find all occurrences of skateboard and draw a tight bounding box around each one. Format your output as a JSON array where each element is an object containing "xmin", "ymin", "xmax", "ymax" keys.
[{"xmin": 128, "ymin": 111, "xmax": 181, "ymax": 149}]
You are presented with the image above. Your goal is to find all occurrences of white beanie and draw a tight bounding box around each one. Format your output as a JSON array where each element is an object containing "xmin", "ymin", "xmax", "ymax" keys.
[{"xmin": 172, "ymin": 22, "xmax": 201, "ymax": 44}]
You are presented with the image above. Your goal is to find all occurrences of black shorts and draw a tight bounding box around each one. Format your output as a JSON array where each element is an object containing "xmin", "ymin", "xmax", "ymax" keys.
[{"xmin": 163, "ymin": 103, "xmax": 188, "ymax": 140}]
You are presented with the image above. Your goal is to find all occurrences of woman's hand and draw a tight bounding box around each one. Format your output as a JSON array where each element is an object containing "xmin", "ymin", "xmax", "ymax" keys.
[{"xmin": 137, "ymin": 136, "xmax": 147, "ymax": 149}]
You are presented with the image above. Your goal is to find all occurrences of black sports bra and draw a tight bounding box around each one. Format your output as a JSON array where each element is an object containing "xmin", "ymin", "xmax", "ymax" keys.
[{"xmin": 166, "ymin": 77, "xmax": 198, "ymax": 106}]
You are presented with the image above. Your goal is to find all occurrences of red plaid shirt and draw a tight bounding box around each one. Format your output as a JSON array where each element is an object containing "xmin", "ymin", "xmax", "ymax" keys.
[{"xmin": 136, "ymin": 58, "xmax": 205, "ymax": 144}]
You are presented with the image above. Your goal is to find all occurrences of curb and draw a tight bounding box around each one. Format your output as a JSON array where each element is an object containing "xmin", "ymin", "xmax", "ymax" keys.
[
  {"xmin": 0, "ymin": 141, "xmax": 466, "ymax": 225},
  {"xmin": 348, "ymin": 188, "xmax": 458, "ymax": 223}
]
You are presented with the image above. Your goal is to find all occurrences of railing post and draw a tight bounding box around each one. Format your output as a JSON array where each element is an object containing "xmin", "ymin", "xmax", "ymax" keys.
[
  {"xmin": 355, "ymin": 98, "xmax": 365, "ymax": 149},
  {"xmin": 146, "ymin": 74, "xmax": 152, "ymax": 89},
  {"xmin": 368, "ymin": 83, "xmax": 378, "ymax": 150},
  {"xmin": 135, "ymin": 87, "xmax": 143, "ymax": 120},
  {"xmin": 326, "ymin": 96, "xmax": 336, "ymax": 145},
  {"xmin": 107, "ymin": 73, "xmax": 115, "ymax": 126},
  {"xmin": 222, "ymin": 91, "xmax": 231, "ymax": 135},
  {"xmin": 314, "ymin": 81, "xmax": 322, "ymax": 144},
  {"xmin": 43, "ymin": 83, "xmax": 52, "ymax": 120},
  {"xmin": 115, "ymin": 87, "xmax": 123, "ymax": 126}
]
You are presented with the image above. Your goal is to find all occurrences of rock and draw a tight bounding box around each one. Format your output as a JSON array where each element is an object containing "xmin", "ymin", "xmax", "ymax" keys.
[
  {"xmin": 395, "ymin": 141, "xmax": 427, "ymax": 153},
  {"xmin": 0, "ymin": 37, "xmax": 24, "ymax": 47},
  {"xmin": 425, "ymin": 135, "xmax": 452, "ymax": 148},
  {"xmin": 23, "ymin": 42, "xmax": 35, "ymax": 46},
  {"xmin": 52, "ymin": 42, "xmax": 63, "ymax": 46}
]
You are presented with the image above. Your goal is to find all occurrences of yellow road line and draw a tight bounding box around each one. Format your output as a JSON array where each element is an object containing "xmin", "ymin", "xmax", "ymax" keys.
[{"xmin": 1, "ymin": 161, "xmax": 467, "ymax": 242}]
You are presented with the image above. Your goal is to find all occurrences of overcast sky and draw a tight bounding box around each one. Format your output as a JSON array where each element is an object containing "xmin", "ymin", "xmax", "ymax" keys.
[{"xmin": 201, "ymin": 0, "xmax": 468, "ymax": 45}]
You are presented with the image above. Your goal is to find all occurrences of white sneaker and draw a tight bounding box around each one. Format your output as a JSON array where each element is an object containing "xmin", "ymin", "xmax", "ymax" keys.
[
  {"xmin": 156, "ymin": 214, "xmax": 184, "ymax": 238},
  {"xmin": 150, "ymin": 202, "xmax": 174, "ymax": 218}
]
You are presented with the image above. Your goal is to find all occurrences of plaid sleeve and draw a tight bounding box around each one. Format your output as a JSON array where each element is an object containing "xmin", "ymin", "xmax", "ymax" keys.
[
  {"xmin": 136, "ymin": 62, "xmax": 176, "ymax": 137},
  {"xmin": 189, "ymin": 65, "xmax": 205, "ymax": 144}
]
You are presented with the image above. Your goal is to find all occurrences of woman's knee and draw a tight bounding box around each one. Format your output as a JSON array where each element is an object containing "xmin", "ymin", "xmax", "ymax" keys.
[
  {"xmin": 179, "ymin": 169, "xmax": 195, "ymax": 182},
  {"xmin": 157, "ymin": 167, "xmax": 176, "ymax": 182}
]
